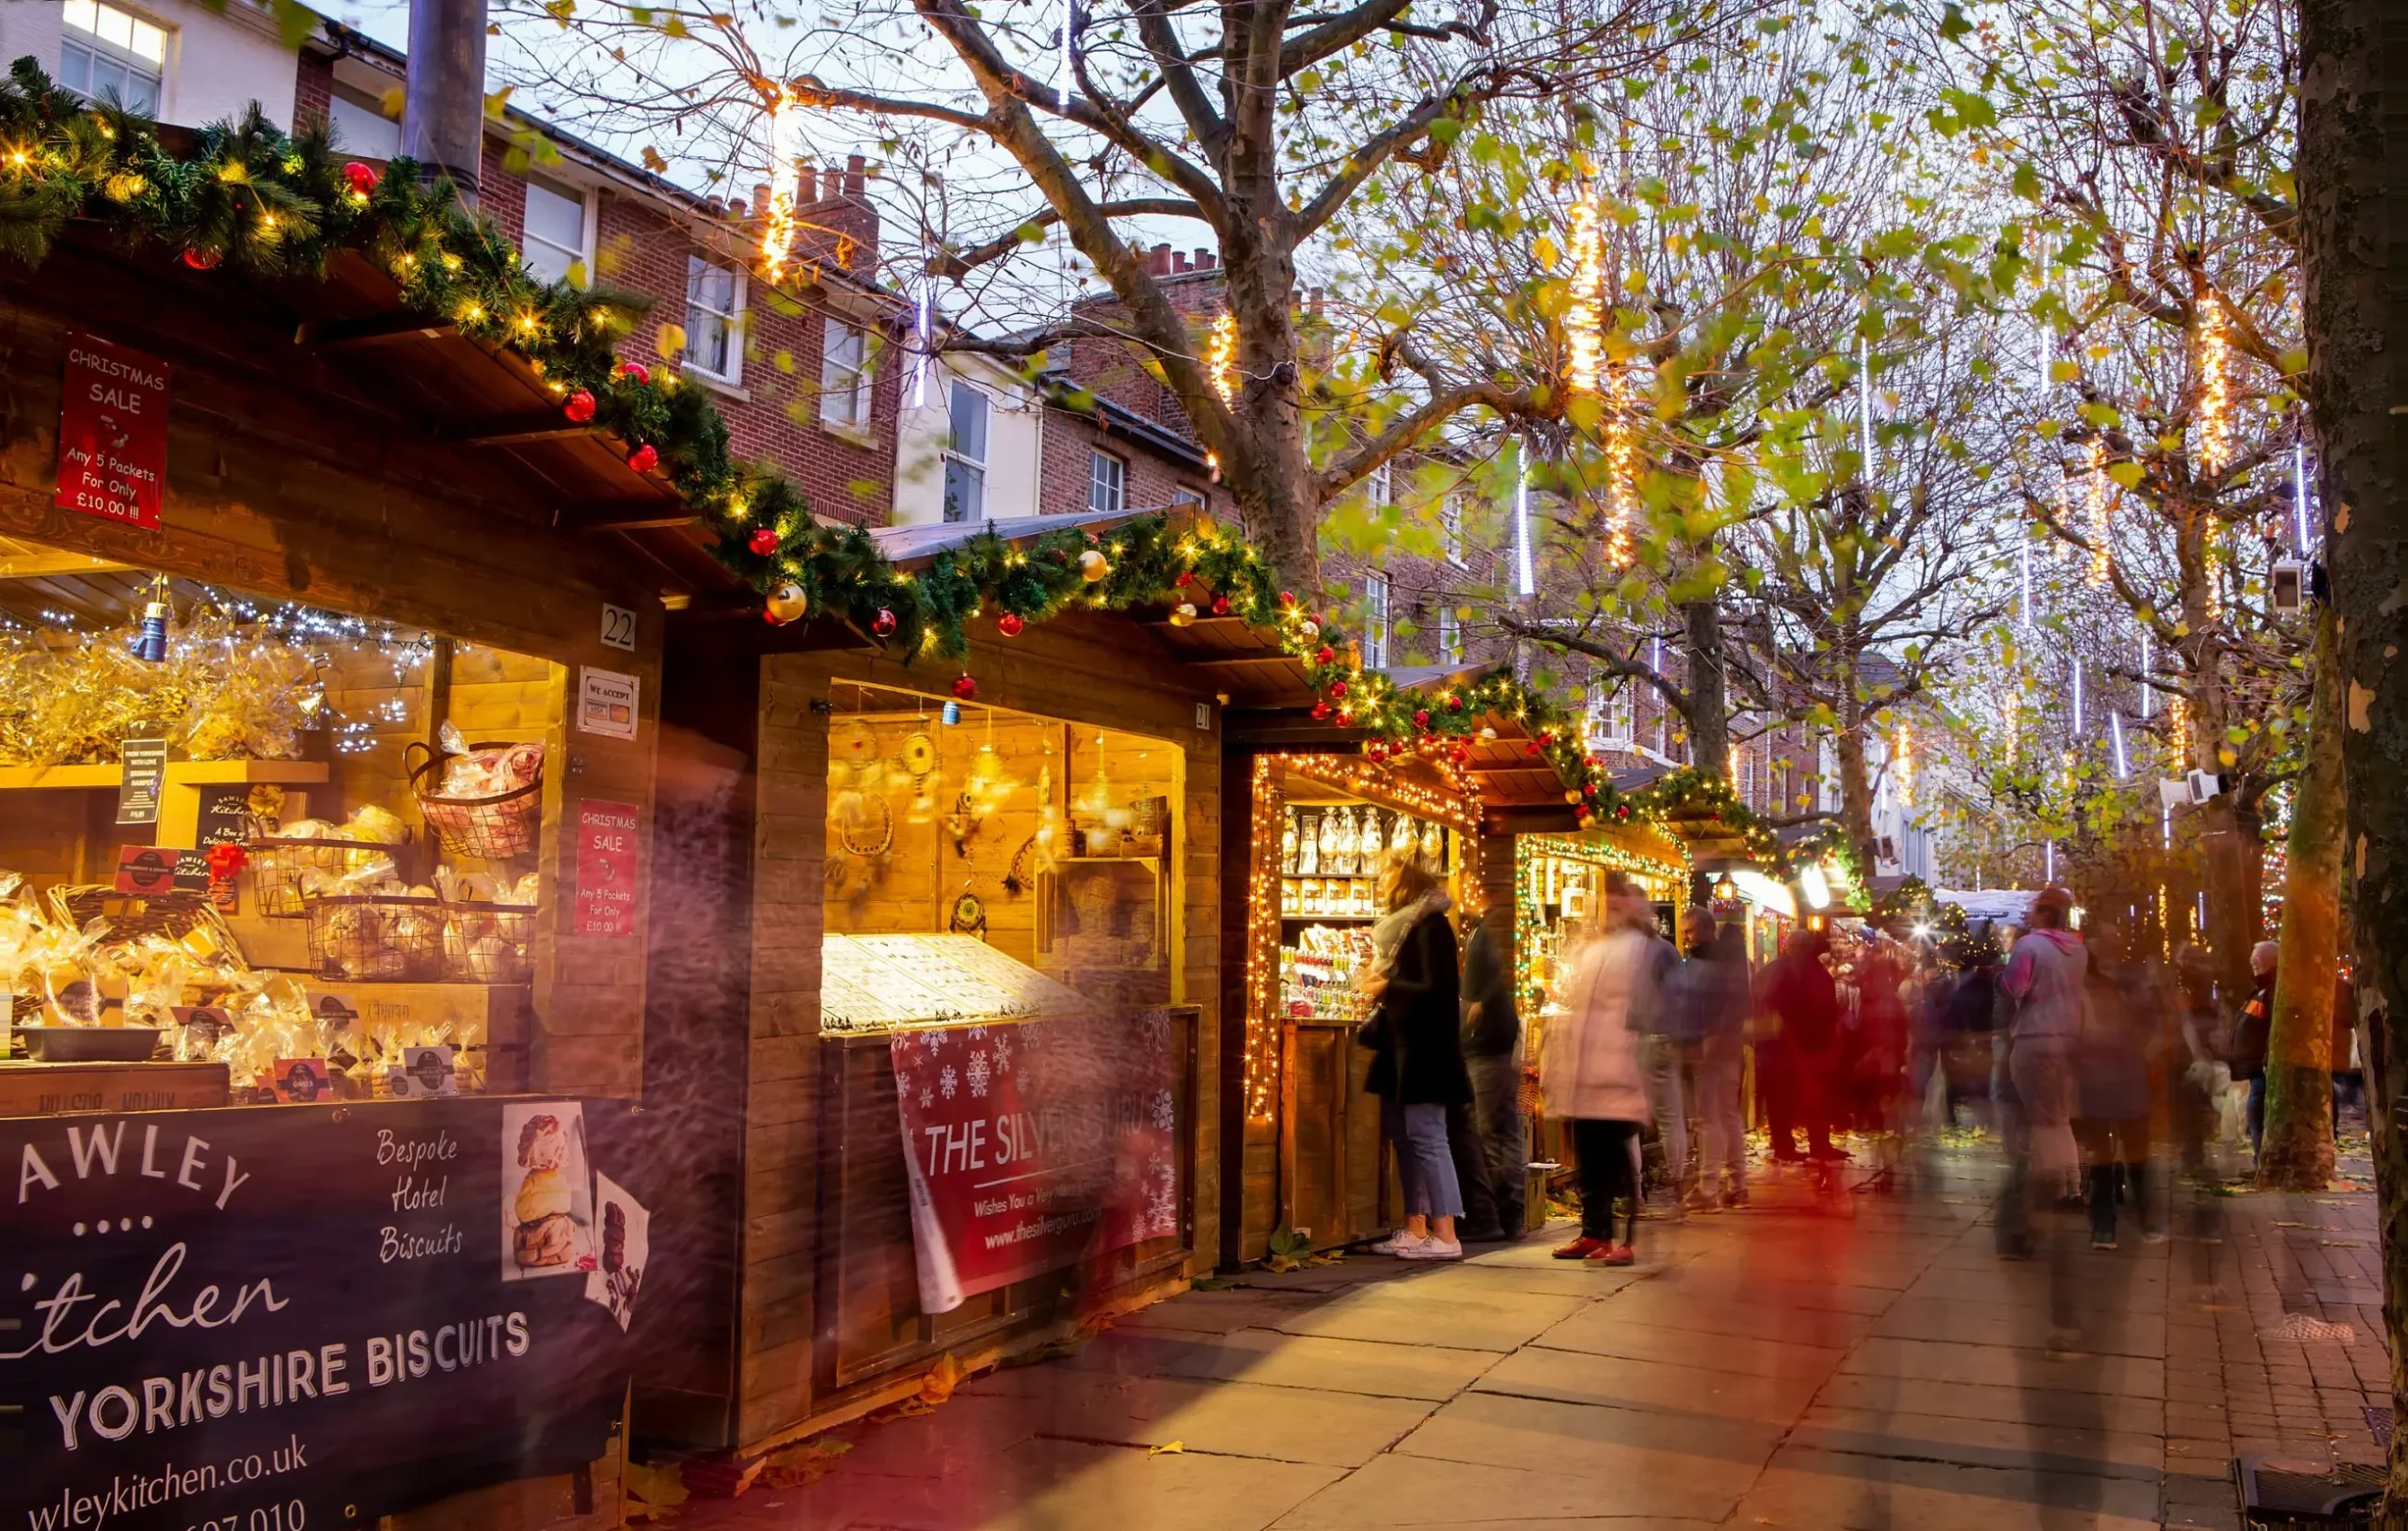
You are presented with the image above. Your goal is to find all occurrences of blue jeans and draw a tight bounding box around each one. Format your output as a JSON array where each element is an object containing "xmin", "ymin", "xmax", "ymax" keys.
[
  {"xmin": 2246, "ymin": 1074, "xmax": 2266, "ymax": 1157},
  {"xmin": 1393, "ymin": 1101, "xmax": 1464, "ymax": 1220},
  {"xmin": 1642, "ymin": 1036, "xmax": 1689, "ymax": 1191}
]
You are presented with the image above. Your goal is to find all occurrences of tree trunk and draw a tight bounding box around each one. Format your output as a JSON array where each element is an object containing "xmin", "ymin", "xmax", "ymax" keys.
[
  {"xmin": 1682, "ymin": 594, "xmax": 1730, "ymax": 780},
  {"xmin": 2297, "ymin": 0, "xmax": 2408, "ymax": 1513},
  {"xmin": 1830, "ymin": 650, "xmax": 1880, "ymax": 879},
  {"xmin": 1221, "ymin": 238, "xmax": 1321, "ymax": 598},
  {"xmin": 2258, "ymin": 606, "xmax": 2345, "ymax": 1190}
]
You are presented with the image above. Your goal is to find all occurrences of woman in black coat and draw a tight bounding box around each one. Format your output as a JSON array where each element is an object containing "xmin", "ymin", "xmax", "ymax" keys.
[{"xmin": 1361, "ymin": 856, "xmax": 1471, "ymax": 1259}]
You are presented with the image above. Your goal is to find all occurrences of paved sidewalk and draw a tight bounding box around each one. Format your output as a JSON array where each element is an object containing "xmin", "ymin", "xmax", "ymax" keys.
[{"xmin": 673, "ymin": 1142, "xmax": 2390, "ymax": 1530}]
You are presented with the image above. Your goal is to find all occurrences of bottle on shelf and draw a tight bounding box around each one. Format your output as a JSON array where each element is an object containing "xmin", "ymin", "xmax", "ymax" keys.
[{"xmin": 1281, "ymin": 813, "xmax": 1298, "ymax": 875}]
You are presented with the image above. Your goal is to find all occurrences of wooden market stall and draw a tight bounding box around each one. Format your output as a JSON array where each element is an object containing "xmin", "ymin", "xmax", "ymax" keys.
[{"xmin": 0, "ymin": 209, "xmax": 678, "ymax": 1529}]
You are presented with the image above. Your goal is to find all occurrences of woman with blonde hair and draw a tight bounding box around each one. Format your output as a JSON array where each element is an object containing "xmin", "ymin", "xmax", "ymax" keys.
[
  {"xmin": 1359, "ymin": 853, "xmax": 1471, "ymax": 1259},
  {"xmin": 1541, "ymin": 871, "xmax": 1667, "ymax": 1266}
]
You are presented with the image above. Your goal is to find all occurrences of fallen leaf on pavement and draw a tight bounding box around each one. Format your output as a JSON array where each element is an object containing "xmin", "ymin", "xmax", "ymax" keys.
[{"xmin": 1149, "ymin": 1441, "xmax": 1184, "ymax": 1457}]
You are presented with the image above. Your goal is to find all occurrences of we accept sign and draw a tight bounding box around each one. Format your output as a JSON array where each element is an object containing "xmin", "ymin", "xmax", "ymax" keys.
[{"xmin": 2, "ymin": 1100, "xmax": 634, "ymax": 1531}]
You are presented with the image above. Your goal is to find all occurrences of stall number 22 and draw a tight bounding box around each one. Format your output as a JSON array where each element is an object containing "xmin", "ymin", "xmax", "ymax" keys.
[{"xmin": 600, "ymin": 603, "xmax": 639, "ymax": 652}]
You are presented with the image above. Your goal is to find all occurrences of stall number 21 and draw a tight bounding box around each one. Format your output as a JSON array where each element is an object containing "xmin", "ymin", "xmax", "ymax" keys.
[{"xmin": 600, "ymin": 603, "xmax": 638, "ymax": 652}]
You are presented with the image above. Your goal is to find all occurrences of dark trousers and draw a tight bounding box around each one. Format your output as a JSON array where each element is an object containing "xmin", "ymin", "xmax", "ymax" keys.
[
  {"xmin": 1447, "ymin": 1098, "xmax": 1502, "ymax": 1237},
  {"xmin": 2076, "ymin": 1116, "xmax": 2155, "ymax": 1242},
  {"xmin": 1465, "ymin": 1051, "xmax": 1525, "ymax": 1233},
  {"xmin": 1761, "ymin": 1037, "xmax": 1834, "ymax": 1158},
  {"xmin": 1572, "ymin": 1118, "xmax": 1641, "ymax": 1246}
]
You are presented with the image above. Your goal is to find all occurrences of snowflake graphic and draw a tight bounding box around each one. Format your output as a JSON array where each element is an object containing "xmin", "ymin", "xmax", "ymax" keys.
[
  {"xmin": 893, "ymin": 1069, "xmax": 911, "ymax": 1099},
  {"xmin": 1146, "ymin": 1179, "xmax": 1178, "ymax": 1234},
  {"xmin": 1151, "ymin": 1088, "xmax": 1175, "ymax": 1132},
  {"xmin": 924, "ymin": 1029, "xmax": 945, "ymax": 1051},
  {"xmin": 967, "ymin": 1050, "xmax": 991, "ymax": 1098},
  {"xmin": 919, "ymin": 1086, "xmax": 934, "ymax": 1108},
  {"xmin": 991, "ymin": 1034, "xmax": 1014, "ymax": 1074},
  {"xmin": 939, "ymin": 1065, "xmax": 958, "ymax": 1099},
  {"xmin": 968, "ymin": 1025, "xmax": 989, "ymax": 1043}
]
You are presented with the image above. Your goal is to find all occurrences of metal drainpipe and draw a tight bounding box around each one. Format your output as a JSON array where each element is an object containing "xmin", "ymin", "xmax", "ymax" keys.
[{"xmin": 400, "ymin": 0, "xmax": 488, "ymax": 205}]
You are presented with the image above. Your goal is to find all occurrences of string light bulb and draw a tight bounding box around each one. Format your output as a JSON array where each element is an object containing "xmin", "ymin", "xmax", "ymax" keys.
[
  {"xmin": 1206, "ymin": 311, "xmax": 1238, "ymax": 407},
  {"xmin": 2084, "ymin": 436, "xmax": 2112, "ymax": 588},
  {"xmin": 1565, "ymin": 194, "xmax": 1606, "ymax": 396},
  {"xmin": 758, "ymin": 87, "xmax": 805, "ymax": 280},
  {"xmin": 2196, "ymin": 294, "xmax": 2234, "ymax": 476}
]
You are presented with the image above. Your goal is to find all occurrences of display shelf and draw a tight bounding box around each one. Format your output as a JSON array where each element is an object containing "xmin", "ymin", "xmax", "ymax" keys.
[
  {"xmin": 1062, "ymin": 855, "xmax": 1161, "ymax": 869},
  {"xmin": 1279, "ymin": 912, "xmax": 1378, "ymax": 924},
  {"xmin": 0, "ymin": 759, "xmax": 330, "ymax": 790}
]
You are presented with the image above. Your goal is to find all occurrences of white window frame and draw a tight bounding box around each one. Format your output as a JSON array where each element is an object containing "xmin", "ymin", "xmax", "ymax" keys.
[
  {"xmin": 521, "ymin": 174, "xmax": 594, "ymax": 288},
  {"xmin": 1172, "ymin": 485, "xmax": 1207, "ymax": 509},
  {"xmin": 817, "ymin": 316, "xmax": 877, "ymax": 434},
  {"xmin": 943, "ymin": 379, "xmax": 990, "ymax": 523},
  {"xmin": 1364, "ymin": 462, "xmax": 1393, "ymax": 506},
  {"xmin": 1437, "ymin": 606, "xmax": 1461, "ymax": 663},
  {"xmin": 1439, "ymin": 493, "xmax": 1467, "ymax": 565},
  {"xmin": 1363, "ymin": 572, "xmax": 1391, "ymax": 669},
  {"xmin": 325, "ymin": 84, "xmax": 400, "ymax": 159},
  {"xmin": 1087, "ymin": 450, "xmax": 1127, "ymax": 515},
  {"xmin": 59, "ymin": 0, "xmax": 166, "ymax": 116},
  {"xmin": 686, "ymin": 255, "xmax": 747, "ymax": 386}
]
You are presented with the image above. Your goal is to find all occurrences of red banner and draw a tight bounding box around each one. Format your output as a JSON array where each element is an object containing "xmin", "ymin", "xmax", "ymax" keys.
[
  {"xmin": 890, "ymin": 1010, "xmax": 1179, "ymax": 1314},
  {"xmin": 573, "ymin": 798, "xmax": 640, "ymax": 937},
  {"xmin": 55, "ymin": 332, "xmax": 168, "ymax": 529}
]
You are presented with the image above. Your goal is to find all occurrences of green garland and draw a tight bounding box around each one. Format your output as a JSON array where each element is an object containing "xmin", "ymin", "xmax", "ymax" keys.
[{"xmin": 0, "ymin": 60, "xmax": 1856, "ymax": 872}]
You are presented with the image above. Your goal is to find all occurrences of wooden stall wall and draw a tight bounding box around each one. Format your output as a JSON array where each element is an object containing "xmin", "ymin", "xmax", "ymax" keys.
[
  {"xmin": 0, "ymin": 276, "xmax": 663, "ymax": 1104},
  {"xmin": 737, "ymin": 610, "xmax": 1222, "ymax": 1450}
]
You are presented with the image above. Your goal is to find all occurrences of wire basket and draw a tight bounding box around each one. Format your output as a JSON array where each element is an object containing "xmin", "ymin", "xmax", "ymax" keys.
[
  {"xmin": 443, "ymin": 902, "xmax": 534, "ymax": 984},
  {"xmin": 246, "ymin": 827, "xmax": 409, "ymax": 918},
  {"xmin": 303, "ymin": 893, "xmax": 448, "ymax": 982},
  {"xmin": 405, "ymin": 740, "xmax": 544, "ymax": 860}
]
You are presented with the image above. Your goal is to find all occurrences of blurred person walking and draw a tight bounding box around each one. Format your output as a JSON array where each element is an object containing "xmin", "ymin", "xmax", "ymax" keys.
[
  {"xmin": 1762, "ymin": 926, "xmax": 1846, "ymax": 1161},
  {"xmin": 2228, "ymin": 940, "xmax": 2279, "ymax": 1160},
  {"xmin": 1457, "ymin": 901, "xmax": 1523, "ymax": 1239},
  {"xmin": 1671, "ymin": 908, "xmax": 1753, "ymax": 1210},
  {"xmin": 1358, "ymin": 857, "xmax": 1471, "ymax": 1261},
  {"xmin": 2076, "ymin": 923, "xmax": 2163, "ymax": 1249},
  {"xmin": 2170, "ymin": 941, "xmax": 2227, "ymax": 1175},
  {"xmin": 1541, "ymin": 873, "xmax": 1663, "ymax": 1267},
  {"xmin": 1999, "ymin": 887, "xmax": 2086, "ymax": 1340}
]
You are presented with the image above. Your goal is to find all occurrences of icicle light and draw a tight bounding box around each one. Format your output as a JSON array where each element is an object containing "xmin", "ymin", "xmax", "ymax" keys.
[
  {"xmin": 2196, "ymin": 297, "xmax": 2234, "ymax": 476},
  {"xmin": 1603, "ymin": 359, "xmax": 1638, "ymax": 566},
  {"xmin": 1565, "ymin": 196, "xmax": 1606, "ymax": 396},
  {"xmin": 1206, "ymin": 312, "xmax": 1238, "ymax": 407},
  {"xmin": 1513, "ymin": 439, "xmax": 1536, "ymax": 598},
  {"xmin": 2084, "ymin": 436, "xmax": 2112, "ymax": 588},
  {"xmin": 758, "ymin": 87, "xmax": 806, "ymax": 281},
  {"xmin": 1894, "ymin": 721, "xmax": 1915, "ymax": 808}
]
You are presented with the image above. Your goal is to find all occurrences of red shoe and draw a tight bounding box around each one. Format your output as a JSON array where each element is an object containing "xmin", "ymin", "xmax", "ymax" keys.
[
  {"xmin": 1586, "ymin": 1242, "xmax": 1637, "ymax": 1268},
  {"xmin": 1552, "ymin": 1236, "xmax": 1609, "ymax": 1260}
]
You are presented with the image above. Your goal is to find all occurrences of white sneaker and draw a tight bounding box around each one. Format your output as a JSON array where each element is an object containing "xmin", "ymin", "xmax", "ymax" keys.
[
  {"xmin": 1399, "ymin": 1237, "xmax": 1463, "ymax": 1261},
  {"xmin": 1370, "ymin": 1231, "xmax": 1415, "ymax": 1254}
]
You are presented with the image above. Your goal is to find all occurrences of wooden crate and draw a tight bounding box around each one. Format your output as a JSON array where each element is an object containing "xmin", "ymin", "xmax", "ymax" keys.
[{"xmin": 0, "ymin": 1060, "xmax": 230, "ymax": 1116}]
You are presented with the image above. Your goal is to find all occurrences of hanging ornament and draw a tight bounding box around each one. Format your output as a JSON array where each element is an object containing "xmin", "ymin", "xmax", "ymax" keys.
[
  {"xmin": 1078, "ymin": 549, "xmax": 1110, "ymax": 583},
  {"xmin": 871, "ymin": 608, "xmax": 898, "ymax": 637},
  {"xmin": 1300, "ymin": 621, "xmax": 1320, "ymax": 640},
  {"xmin": 1278, "ymin": 592, "xmax": 1295, "ymax": 607},
  {"xmin": 1310, "ymin": 701, "xmax": 1332, "ymax": 721},
  {"xmin": 1168, "ymin": 603, "xmax": 1197, "ymax": 627},
  {"xmin": 764, "ymin": 583, "xmax": 808, "ymax": 623},
  {"xmin": 1174, "ymin": 570, "xmax": 1193, "ymax": 588},
  {"xmin": 996, "ymin": 611, "xmax": 1024, "ymax": 637},
  {"xmin": 1328, "ymin": 680, "xmax": 1348, "ymax": 699},
  {"xmin": 613, "ymin": 361, "xmax": 652, "ymax": 386},
  {"xmin": 134, "ymin": 597, "xmax": 169, "ymax": 663},
  {"xmin": 563, "ymin": 389, "xmax": 596, "ymax": 423},
  {"xmin": 1314, "ymin": 645, "xmax": 1336, "ymax": 665},
  {"xmin": 1336, "ymin": 710, "xmax": 1354, "ymax": 728},
  {"xmin": 626, "ymin": 444, "xmax": 659, "ymax": 475},
  {"xmin": 341, "ymin": 161, "xmax": 378, "ymax": 196},
  {"xmin": 748, "ymin": 527, "xmax": 780, "ymax": 556},
  {"xmin": 1413, "ymin": 709, "xmax": 1432, "ymax": 731},
  {"xmin": 1210, "ymin": 594, "xmax": 1232, "ymax": 617},
  {"xmin": 952, "ymin": 674, "xmax": 979, "ymax": 701},
  {"xmin": 1480, "ymin": 726, "xmax": 1498, "ymax": 741},
  {"xmin": 1446, "ymin": 694, "xmax": 1464, "ymax": 713},
  {"xmin": 1449, "ymin": 744, "xmax": 1470, "ymax": 765},
  {"xmin": 181, "ymin": 248, "xmax": 220, "ymax": 271}
]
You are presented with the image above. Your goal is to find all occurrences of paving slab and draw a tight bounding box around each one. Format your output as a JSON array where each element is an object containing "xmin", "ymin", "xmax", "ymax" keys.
[
  {"xmin": 1792, "ymin": 1403, "xmax": 2165, "ymax": 1478},
  {"xmin": 1389, "ymin": 1258, "xmax": 1653, "ymax": 1301},
  {"xmin": 1810, "ymin": 1370, "xmax": 2168, "ymax": 1435},
  {"xmin": 1586, "ymin": 1286, "xmax": 1877, "ymax": 1348},
  {"xmin": 958, "ymin": 1367, "xmax": 1437, "ymax": 1466},
  {"xmin": 1533, "ymin": 1308, "xmax": 1846, "ymax": 1380},
  {"xmin": 1471, "ymin": 1336, "xmax": 1829, "ymax": 1422},
  {"xmin": 1613, "ymin": 1270, "xmax": 1903, "ymax": 1317},
  {"xmin": 1268, "ymin": 1449, "xmax": 1731, "ymax": 1528},
  {"xmin": 1730, "ymin": 1444, "xmax": 2162, "ymax": 1530},
  {"xmin": 1117, "ymin": 1288, "xmax": 1353, "ymax": 1337},
  {"xmin": 1867, "ymin": 1295, "xmax": 2166, "ymax": 1358},
  {"xmin": 1837, "ymin": 1334, "xmax": 2166, "ymax": 1397},
  {"xmin": 1260, "ymin": 1283, "xmax": 1588, "ymax": 1353},
  {"xmin": 1059, "ymin": 1326, "xmax": 1497, "ymax": 1400},
  {"xmin": 1395, "ymin": 1387, "xmax": 1785, "ymax": 1484}
]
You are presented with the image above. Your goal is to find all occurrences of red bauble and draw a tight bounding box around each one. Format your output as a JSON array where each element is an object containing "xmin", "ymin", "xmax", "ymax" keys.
[
  {"xmin": 562, "ymin": 389, "xmax": 596, "ymax": 423},
  {"xmin": 341, "ymin": 161, "xmax": 378, "ymax": 195},
  {"xmin": 1328, "ymin": 681, "xmax": 1347, "ymax": 699},
  {"xmin": 626, "ymin": 443, "xmax": 659, "ymax": 474},
  {"xmin": 1278, "ymin": 592, "xmax": 1295, "ymax": 607},
  {"xmin": 871, "ymin": 608, "xmax": 897, "ymax": 637},
  {"xmin": 1447, "ymin": 695, "xmax": 1465, "ymax": 712},
  {"xmin": 1174, "ymin": 570, "xmax": 1193, "ymax": 588},
  {"xmin": 996, "ymin": 611, "xmax": 1024, "ymax": 637},
  {"xmin": 1310, "ymin": 702, "xmax": 1332, "ymax": 721},
  {"xmin": 1413, "ymin": 709, "xmax": 1431, "ymax": 730},
  {"xmin": 1582, "ymin": 781, "xmax": 1598, "ymax": 797},
  {"xmin": 1210, "ymin": 595, "xmax": 1231, "ymax": 617},
  {"xmin": 748, "ymin": 528, "xmax": 780, "ymax": 556},
  {"xmin": 181, "ymin": 248, "xmax": 220, "ymax": 271},
  {"xmin": 1315, "ymin": 645, "xmax": 1336, "ymax": 666},
  {"xmin": 1524, "ymin": 741, "xmax": 1543, "ymax": 757},
  {"xmin": 613, "ymin": 361, "xmax": 651, "ymax": 386},
  {"xmin": 1336, "ymin": 710, "xmax": 1354, "ymax": 728},
  {"xmin": 1450, "ymin": 745, "xmax": 1470, "ymax": 765},
  {"xmin": 952, "ymin": 674, "xmax": 978, "ymax": 701},
  {"xmin": 1615, "ymin": 804, "xmax": 1632, "ymax": 822}
]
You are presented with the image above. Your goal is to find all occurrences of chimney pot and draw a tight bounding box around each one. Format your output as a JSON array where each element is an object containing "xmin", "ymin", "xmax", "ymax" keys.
[
  {"xmin": 1173, "ymin": 251, "xmax": 1190, "ymax": 273},
  {"xmin": 752, "ymin": 182, "xmax": 773, "ymax": 215},
  {"xmin": 1149, "ymin": 242, "xmax": 1173, "ymax": 276},
  {"xmin": 1196, "ymin": 248, "xmax": 1215, "ymax": 269},
  {"xmin": 845, "ymin": 152, "xmax": 866, "ymax": 198}
]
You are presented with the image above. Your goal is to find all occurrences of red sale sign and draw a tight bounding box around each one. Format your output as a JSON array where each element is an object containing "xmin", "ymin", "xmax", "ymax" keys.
[
  {"xmin": 573, "ymin": 797, "xmax": 641, "ymax": 937},
  {"xmin": 55, "ymin": 333, "xmax": 168, "ymax": 529},
  {"xmin": 891, "ymin": 1010, "xmax": 1180, "ymax": 1314}
]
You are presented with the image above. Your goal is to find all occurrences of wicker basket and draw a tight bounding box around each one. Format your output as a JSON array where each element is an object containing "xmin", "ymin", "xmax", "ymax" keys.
[
  {"xmin": 246, "ymin": 825, "xmax": 409, "ymax": 918},
  {"xmin": 47, "ymin": 884, "xmax": 240, "ymax": 956},
  {"xmin": 405, "ymin": 739, "xmax": 544, "ymax": 860},
  {"xmin": 303, "ymin": 893, "xmax": 448, "ymax": 982},
  {"xmin": 443, "ymin": 902, "xmax": 534, "ymax": 984}
]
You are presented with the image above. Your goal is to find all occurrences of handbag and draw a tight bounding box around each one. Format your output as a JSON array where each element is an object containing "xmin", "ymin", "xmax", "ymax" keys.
[{"xmin": 1354, "ymin": 1005, "xmax": 1392, "ymax": 1050}]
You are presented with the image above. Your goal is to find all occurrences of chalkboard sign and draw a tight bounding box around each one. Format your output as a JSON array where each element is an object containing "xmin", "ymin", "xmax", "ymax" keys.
[{"xmin": 1, "ymin": 1097, "xmax": 642, "ymax": 1529}]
